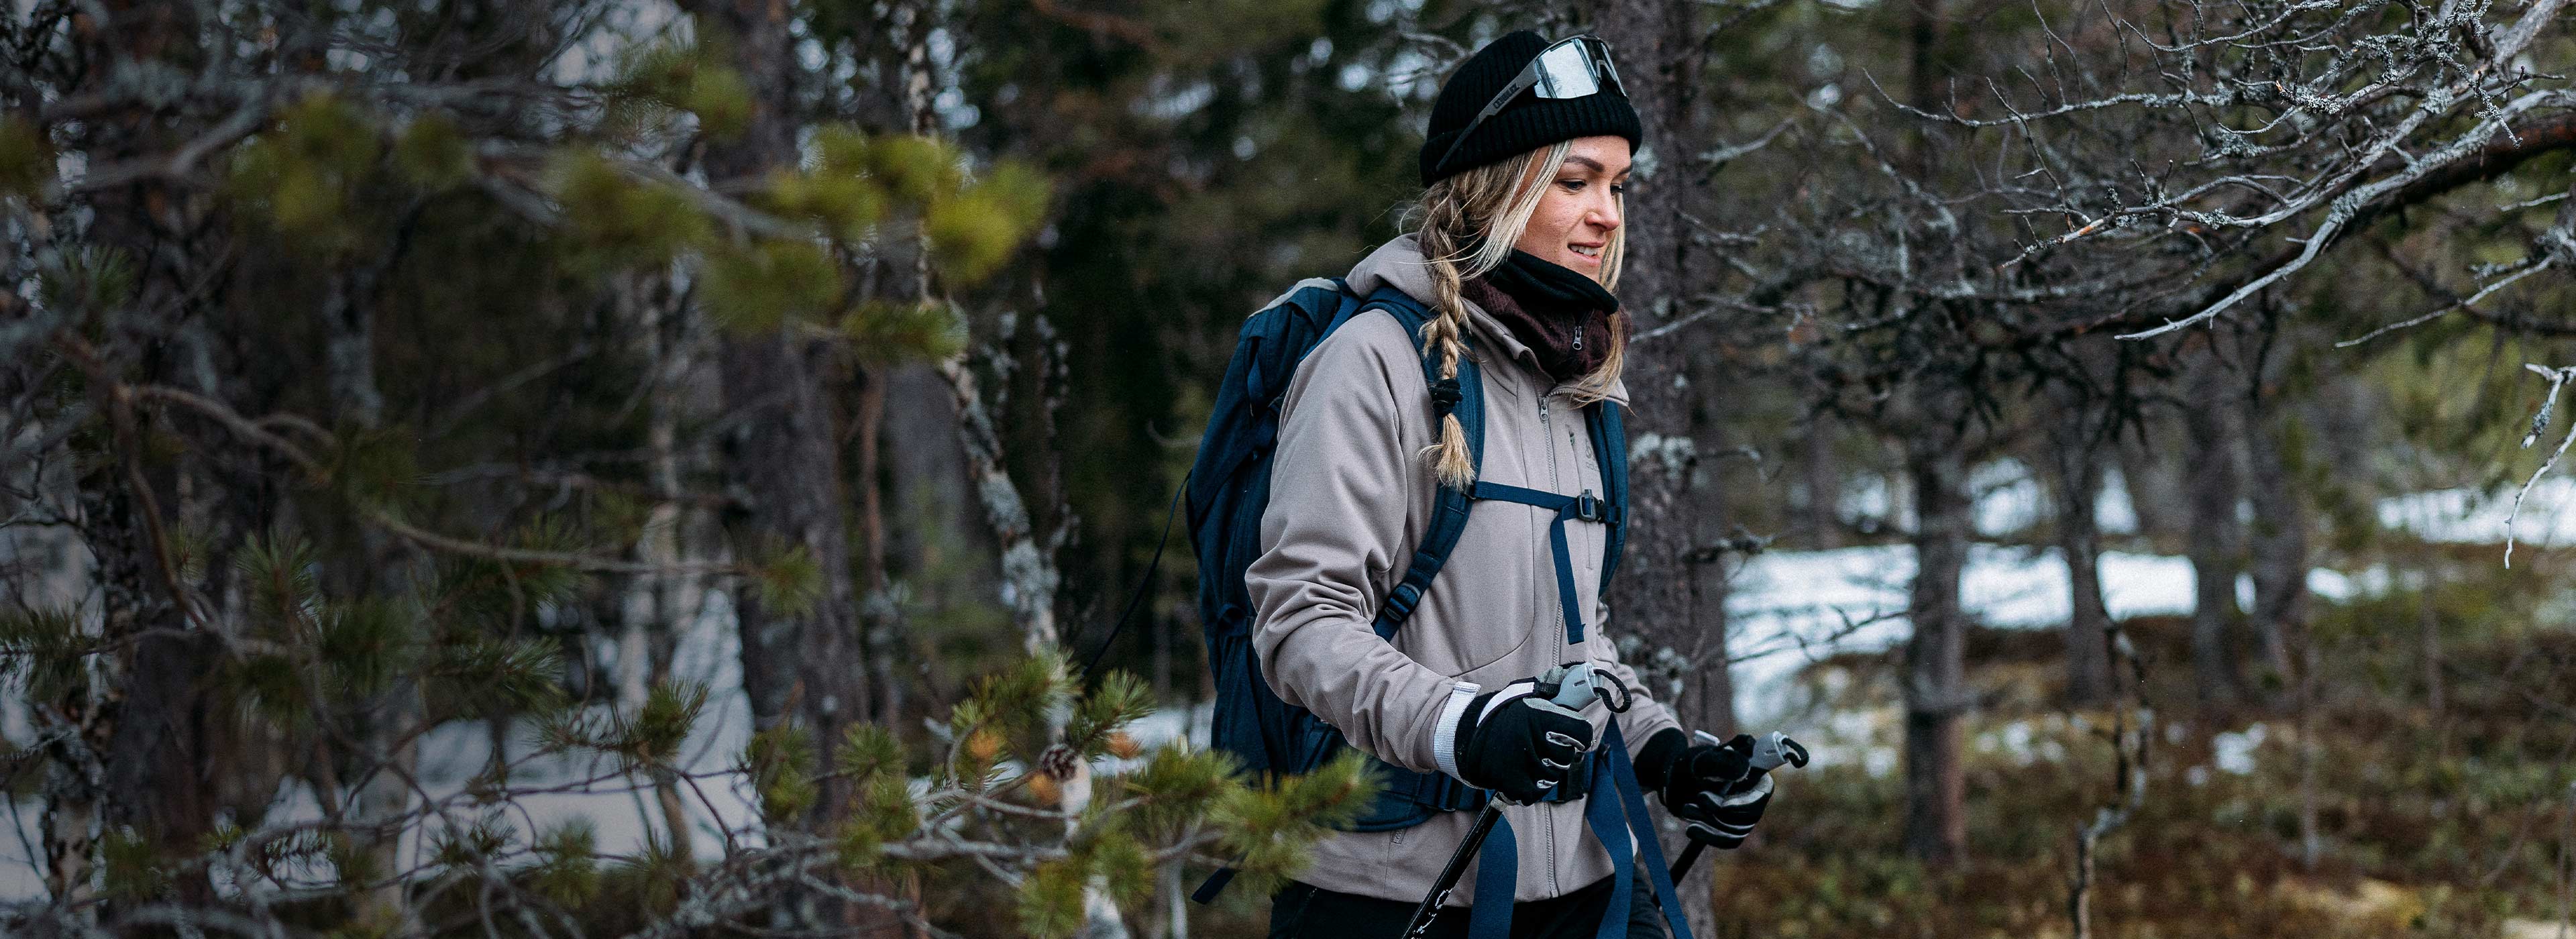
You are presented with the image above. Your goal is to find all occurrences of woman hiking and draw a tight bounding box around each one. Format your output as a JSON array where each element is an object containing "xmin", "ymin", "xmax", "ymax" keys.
[{"xmin": 1246, "ymin": 30, "xmax": 1774, "ymax": 939}]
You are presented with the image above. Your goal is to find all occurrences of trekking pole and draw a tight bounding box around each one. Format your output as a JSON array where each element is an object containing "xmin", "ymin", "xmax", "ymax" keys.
[
  {"xmin": 1668, "ymin": 730, "xmax": 1809, "ymax": 879},
  {"xmin": 1397, "ymin": 663, "xmax": 1613, "ymax": 938},
  {"xmin": 1401, "ymin": 800, "xmax": 1501, "ymax": 938}
]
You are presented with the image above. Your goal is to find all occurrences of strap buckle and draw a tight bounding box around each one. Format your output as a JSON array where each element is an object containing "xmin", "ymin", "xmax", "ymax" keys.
[
  {"xmin": 1574, "ymin": 489, "xmax": 1604, "ymax": 522},
  {"xmin": 1428, "ymin": 377, "xmax": 1463, "ymax": 415}
]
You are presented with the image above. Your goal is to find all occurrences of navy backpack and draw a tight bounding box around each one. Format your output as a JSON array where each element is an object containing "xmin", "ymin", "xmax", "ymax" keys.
[{"xmin": 1182, "ymin": 277, "xmax": 1642, "ymax": 911}]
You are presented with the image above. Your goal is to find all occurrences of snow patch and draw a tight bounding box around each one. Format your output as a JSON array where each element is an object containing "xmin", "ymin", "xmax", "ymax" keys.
[
  {"xmin": 2379, "ymin": 478, "xmax": 2576, "ymax": 547},
  {"xmin": 1972, "ymin": 459, "xmax": 2045, "ymax": 537},
  {"xmin": 2096, "ymin": 466, "xmax": 2139, "ymax": 535},
  {"xmin": 1725, "ymin": 546, "xmax": 2364, "ymax": 728},
  {"xmin": 2213, "ymin": 723, "xmax": 2266, "ymax": 775},
  {"xmin": 0, "ymin": 590, "xmax": 762, "ymax": 903}
]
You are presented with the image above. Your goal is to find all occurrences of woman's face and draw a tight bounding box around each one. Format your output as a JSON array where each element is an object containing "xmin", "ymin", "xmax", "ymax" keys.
[{"xmin": 1510, "ymin": 135, "xmax": 1629, "ymax": 282}]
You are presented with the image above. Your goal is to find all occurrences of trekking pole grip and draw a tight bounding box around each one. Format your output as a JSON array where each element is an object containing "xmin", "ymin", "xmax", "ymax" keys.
[{"xmin": 1668, "ymin": 730, "xmax": 1808, "ymax": 880}]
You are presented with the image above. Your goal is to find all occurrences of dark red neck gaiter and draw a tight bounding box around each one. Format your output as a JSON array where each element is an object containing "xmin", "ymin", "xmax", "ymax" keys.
[{"xmin": 1458, "ymin": 250, "xmax": 1625, "ymax": 384}]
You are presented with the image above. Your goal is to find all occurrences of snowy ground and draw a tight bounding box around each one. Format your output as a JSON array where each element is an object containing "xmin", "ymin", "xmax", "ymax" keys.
[
  {"xmin": 2, "ymin": 472, "xmax": 2559, "ymax": 901},
  {"xmin": 2378, "ymin": 476, "xmax": 2576, "ymax": 549},
  {"xmin": 0, "ymin": 593, "xmax": 766, "ymax": 903},
  {"xmin": 1716, "ymin": 543, "xmax": 2373, "ymax": 728}
]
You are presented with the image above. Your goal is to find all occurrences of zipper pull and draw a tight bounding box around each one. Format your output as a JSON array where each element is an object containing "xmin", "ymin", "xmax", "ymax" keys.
[{"xmin": 1572, "ymin": 331, "xmax": 1582, "ymax": 351}]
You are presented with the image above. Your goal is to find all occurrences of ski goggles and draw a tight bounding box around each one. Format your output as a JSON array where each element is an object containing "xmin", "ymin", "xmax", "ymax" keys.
[{"xmin": 1433, "ymin": 35, "xmax": 1629, "ymax": 178}]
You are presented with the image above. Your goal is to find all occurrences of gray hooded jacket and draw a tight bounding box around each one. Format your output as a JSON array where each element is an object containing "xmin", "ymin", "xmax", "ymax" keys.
[{"xmin": 1248, "ymin": 234, "xmax": 1680, "ymax": 905}]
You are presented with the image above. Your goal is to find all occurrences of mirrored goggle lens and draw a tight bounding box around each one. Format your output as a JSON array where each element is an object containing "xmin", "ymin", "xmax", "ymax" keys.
[{"xmin": 1530, "ymin": 41, "xmax": 1604, "ymax": 99}]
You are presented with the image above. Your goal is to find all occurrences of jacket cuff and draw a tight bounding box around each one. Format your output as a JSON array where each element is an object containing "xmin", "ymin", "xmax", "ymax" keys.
[{"xmin": 1430, "ymin": 681, "xmax": 1482, "ymax": 779}]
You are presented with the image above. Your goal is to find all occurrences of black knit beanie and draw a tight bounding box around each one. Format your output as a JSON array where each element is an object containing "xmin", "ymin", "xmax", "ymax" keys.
[{"xmin": 1419, "ymin": 30, "xmax": 1644, "ymax": 185}]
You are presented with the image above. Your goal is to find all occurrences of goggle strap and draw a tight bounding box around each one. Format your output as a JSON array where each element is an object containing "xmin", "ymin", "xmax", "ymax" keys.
[
  {"xmin": 1434, "ymin": 67, "xmax": 1548, "ymax": 176},
  {"xmin": 1429, "ymin": 36, "xmax": 1625, "ymax": 180}
]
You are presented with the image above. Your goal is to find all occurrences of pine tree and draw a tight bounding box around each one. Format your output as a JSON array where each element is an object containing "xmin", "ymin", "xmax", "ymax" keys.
[{"xmin": 0, "ymin": 2, "xmax": 1373, "ymax": 935}]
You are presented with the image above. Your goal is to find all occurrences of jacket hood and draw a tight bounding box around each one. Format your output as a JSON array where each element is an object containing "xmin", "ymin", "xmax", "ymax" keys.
[{"xmin": 1344, "ymin": 234, "xmax": 1632, "ymax": 406}]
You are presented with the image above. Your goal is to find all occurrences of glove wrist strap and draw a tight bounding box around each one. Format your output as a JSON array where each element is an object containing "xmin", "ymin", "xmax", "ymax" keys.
[{"xmin": 1431, "ymin": 681, "xmax": 1481, "ymax": 780}]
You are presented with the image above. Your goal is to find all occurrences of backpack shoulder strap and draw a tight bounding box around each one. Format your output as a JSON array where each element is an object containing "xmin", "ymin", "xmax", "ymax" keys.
[
  {"xmin": 1360, "ymin": 286, "xmax": 1483, "ymax": 639},
  {"xmin": 1587, "ymin": 401, "xmax": 1629, "ymax": 589},
  {"xmin": 1320, "ymin": 277, "xmax": 1365, "ymax": 331}
]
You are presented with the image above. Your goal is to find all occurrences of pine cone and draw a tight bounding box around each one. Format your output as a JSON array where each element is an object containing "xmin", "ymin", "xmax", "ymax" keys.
[{"xmin": 1035, "ymin": 743, "xmax": 1079, "ymax": 781}]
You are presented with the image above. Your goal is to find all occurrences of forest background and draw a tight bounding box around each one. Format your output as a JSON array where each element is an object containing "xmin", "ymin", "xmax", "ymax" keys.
[{"xmin": 7, "ymin": 0, "xmax": 2576, "ymax": 937}]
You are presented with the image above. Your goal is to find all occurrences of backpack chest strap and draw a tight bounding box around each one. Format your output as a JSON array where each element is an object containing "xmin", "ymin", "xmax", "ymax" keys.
[{"xmin": 1468, "ymin": 481, "xmax": 1617, "ymax": 645}]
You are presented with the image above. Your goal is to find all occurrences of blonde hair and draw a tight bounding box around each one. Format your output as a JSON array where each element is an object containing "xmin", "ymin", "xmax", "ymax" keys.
[{"xmin": 1399, "ymin": 141, "xmax": 1629, "ymax": 490}]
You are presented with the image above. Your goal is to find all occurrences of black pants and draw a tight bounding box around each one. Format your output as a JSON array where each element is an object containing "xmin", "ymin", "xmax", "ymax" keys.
[{"xmin": 1268, "ymin": 876, "xmax": 1670, "ymax": 939}]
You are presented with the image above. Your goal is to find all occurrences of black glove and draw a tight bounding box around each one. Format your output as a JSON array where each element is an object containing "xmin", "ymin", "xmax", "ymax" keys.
[
  {"xmin": 1447, "ymin": 678, "xmax": 1595, "ymax": 804},
  {"xmin": 1638, "ymin": 729, "xmax": 1772, "ymax": 850}
]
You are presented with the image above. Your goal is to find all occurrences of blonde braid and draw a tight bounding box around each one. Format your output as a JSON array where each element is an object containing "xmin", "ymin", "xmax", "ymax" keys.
[
  {"xmin": 1402, "ymin": 139, "xmax": 1615, "ymax": 486},
  {"xmin": 1414, "ymin": 189, "xmax": 1479, "ymax": 490}
]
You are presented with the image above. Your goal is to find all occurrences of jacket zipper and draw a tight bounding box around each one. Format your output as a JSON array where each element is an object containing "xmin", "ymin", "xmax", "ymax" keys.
[
  {"xmin": 1545, "ymin": 804, "xmax": 1560, "ymax": 893},
  {"xmin": 1540, "ymin": 394, "xmax": 1568, "ymax": 897},
  {"xmin": 1535, "ymin": 396, "xmax": 1556, "ymax": 890},
  {"xmin": 1540, "ymin": 398, "xmax": 1561, "ymax": 492},
  {"xmin": 1568, "ymin": 424, "xmax": 1586, "ymax": 490}
]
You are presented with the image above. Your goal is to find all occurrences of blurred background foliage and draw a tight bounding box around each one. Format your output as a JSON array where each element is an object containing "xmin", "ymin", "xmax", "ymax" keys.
[{"xmin": 7, "ymin": 0, "xmax": 2576, "ymax": 936}]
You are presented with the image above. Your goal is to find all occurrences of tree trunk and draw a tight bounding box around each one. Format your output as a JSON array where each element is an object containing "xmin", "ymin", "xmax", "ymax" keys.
[
  {"xmin": 1681, "ymin": 354, "xmax": 1739, "ymax": 741},
  {"xmin": 616, "ymin": 272, "xmax": 704, "ymax": 854},
  {"xmin": 720, "ymin": 332, "xmax": 871, "ymax": 755},
  {"xmin": 100, "ymin": 628, "xmax": 226, "ymax": 907},
  {"xmin": 686, "ymin": 3, "xmax": 883, "ymax": 931},
  {"xmin": 39, "ymin": 728, "xmax": 103, "ymax": 908},
  {"xmin": 1889, "ymin": 0, "xmax": 1970, "ymax": 868},
  {"xmin": 885, "ymin": 363, "xmax": 996, "ymax": 569},
  {"xmin": 1593, "ymin": 1, "xmax": 1727, "ymax": 926},
  {"xmin": 55, "ymin": 472, "xmax": 154, "ymax": 911},
  {"xmin": 883, "ymin": 360, "xmax": 998, "ymax": 708},
  {"xmin": 321, "ymin": 254, "xmax": 429, "ymax": 928},
  {"xmin": 2182, "ymin": 343, "xmax": 2245, "ymax": 708},
  {"xmin": 5, "ymin": 435, "xmax": 102, "ymax": 909},
  {"xmin": 2242, "ymin": 365, "xmax": 2305, "ymax": 708},
  {"xmin": 2043, "ymin": 374, "xmax": 2114, "ymax": 707},
  {"xmin": 1592, "ymin": 0, "xmax": 1714, "ymax": 695},
  {"xmin": 62, "ymin": 377, "xmax": 180, "ymax": 914},
  {"xmin": 52, "ymin": 1, "xmax": 209, "ymax": 914},
  {"xmin": 2294, "ymin": 643, "xmax": 2324, "ymax": 869},
  {"xmin": 2114, "ymin": 433, "xmax": 2189, "ymax": 543},
  {"xmin": 1588, "ymin": 3, "xmax": 1790, "ymax": 928},
  {"xmin": 1903, "ymin": 432, "xmax": 1972, "ymax": 865},
  {"xmin": 692, "ymin": 0, "xmax": 875, "ymax": 785},
  {"xmin": 855, "ymin": 368, "xmax": 905, "ymax": 727},
  {"xmin": 897, "ymin": 0, "xmax": 1100, "ymax": 931},
  {"xmin": 1804, "ymin": 412, "xmax": 1843, "ymax": 549},
  {"xmin": 2419, "ymin": 566, "xmax": 2444, "ymax": 720}
]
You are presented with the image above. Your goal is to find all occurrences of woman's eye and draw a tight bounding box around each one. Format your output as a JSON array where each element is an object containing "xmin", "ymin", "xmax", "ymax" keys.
[
  {"xmin": 1558, "ymin": 178, "xmax": 1585, "ymax": 191},
  {"xmin": 1611, "ymin": 184, "xmax": 1627, "ymax": 195}
]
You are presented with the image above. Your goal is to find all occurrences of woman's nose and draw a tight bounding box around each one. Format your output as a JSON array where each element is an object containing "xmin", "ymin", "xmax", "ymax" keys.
[{"xmin": 1590, "ymin": 198, "xmax": 1621, "ymax": 232}]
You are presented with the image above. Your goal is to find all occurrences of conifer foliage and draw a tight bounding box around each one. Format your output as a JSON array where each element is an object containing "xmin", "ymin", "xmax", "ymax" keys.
[{"xmin": 0, "ymin": 1, "xmax": 1370, "ymax": 936}]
